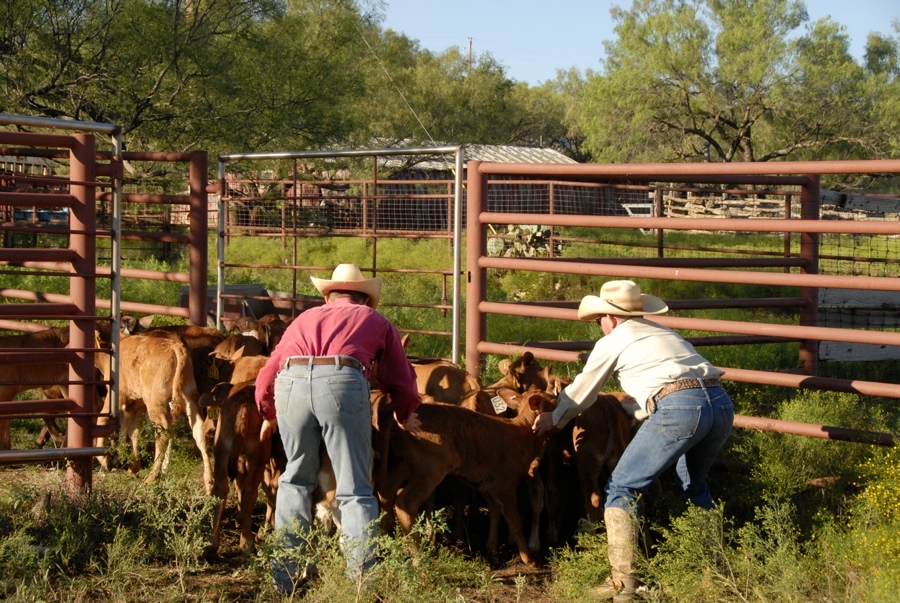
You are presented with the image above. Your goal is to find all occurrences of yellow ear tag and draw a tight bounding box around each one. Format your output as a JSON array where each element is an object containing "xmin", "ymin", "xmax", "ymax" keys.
[{"xmin": 208, "ymin": 362, "xmax": 220, "ymax": 379}]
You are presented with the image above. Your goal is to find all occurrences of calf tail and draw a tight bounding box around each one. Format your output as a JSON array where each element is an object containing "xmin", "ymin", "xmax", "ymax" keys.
[{"xmin": 172, "ymin": 343, "xmax": 201, "ymax": 418}]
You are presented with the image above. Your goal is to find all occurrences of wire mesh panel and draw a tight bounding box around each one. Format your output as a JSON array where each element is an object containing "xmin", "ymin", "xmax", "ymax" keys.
[{"xmin": 215, "ymin": 147, "xmax": 464, "ymax": 358}]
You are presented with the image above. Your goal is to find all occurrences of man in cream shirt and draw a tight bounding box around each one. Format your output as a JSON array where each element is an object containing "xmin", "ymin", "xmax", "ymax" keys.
[{"xmin": 533, "ymin": 280, "xmax": 734, "ymax": 602}]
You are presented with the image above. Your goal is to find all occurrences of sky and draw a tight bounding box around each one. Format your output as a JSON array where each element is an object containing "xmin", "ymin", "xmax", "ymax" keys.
[{"xmin": 379, "ymin": 0, "xmax": 900, "ymax": 87}]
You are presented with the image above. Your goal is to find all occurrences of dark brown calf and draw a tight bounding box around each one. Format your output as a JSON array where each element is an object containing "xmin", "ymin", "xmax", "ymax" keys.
[
  {"xmin": 377, "ymin": 388, "xmax": 556, "ymax": 567},
  {"xmin": 572, "ymin": 392, "xmax": 638, "ymax": 524}
]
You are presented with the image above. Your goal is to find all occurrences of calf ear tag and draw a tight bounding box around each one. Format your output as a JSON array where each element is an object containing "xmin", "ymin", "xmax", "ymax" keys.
[
  {"xmin": 208, "ymin": 362, "xmax": 219, "ymax": 379},
  {"xmin": 490, "ymin": 395, "xmax": 508, "ymax": 414}
]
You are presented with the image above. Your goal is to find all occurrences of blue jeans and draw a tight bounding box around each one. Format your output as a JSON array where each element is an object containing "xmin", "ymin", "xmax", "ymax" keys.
[
  {"xmin": 271, "ymin": 359, "xmax": 376, "ymax": 589},
  {"xmin": 605, "ymin": 385, "xmax": 734, "ymax": 512}
]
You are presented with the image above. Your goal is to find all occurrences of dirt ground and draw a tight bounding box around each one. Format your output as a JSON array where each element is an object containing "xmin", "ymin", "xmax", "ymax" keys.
[{"xmin": 2, "ymin": 463, "xmax": 562, "ymax": 602}]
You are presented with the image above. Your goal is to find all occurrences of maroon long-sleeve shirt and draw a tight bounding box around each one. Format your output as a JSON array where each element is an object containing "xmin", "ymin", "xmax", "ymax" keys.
[{"xmin": 254, "ymin": 297, "xmax": 421, "ymax": 423}]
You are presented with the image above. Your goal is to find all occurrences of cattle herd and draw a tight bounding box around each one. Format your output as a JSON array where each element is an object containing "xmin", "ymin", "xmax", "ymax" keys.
[{"xmin": 1, "ymin": 316, "xmax": 646, "ymax": 567}]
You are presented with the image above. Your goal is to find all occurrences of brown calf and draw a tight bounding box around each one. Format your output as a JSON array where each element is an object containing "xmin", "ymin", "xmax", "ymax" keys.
[
  {"xmin": 233, "ymin": 315, "xmax": 288, "ymax": 355},
  {"xmin": 0, "ymin": 325, "xmax": 116, "ymax": 448},
  {"xmin": 457, "ymin": 385, "xmax": 550, "ymax": 553},
  {"xmin": 487, "ymin": 351, "xmax": 550, "ymax": 392},
  {"xmin": 199, "ymin": 380, "xmax": 285, "ymax": 554},
  {"xmin": 377, "ymin": 388, "xmax": 556, "ymax": 567},
  {"xmin": 571, "ymin": 392, "xmax": 638, "ymax": 524},
  {"xmin": 138, "ymin": 328, "xmax": 228, "ymax": 396},
  {"xmin": 229, "ymin": 355, "xmax": 269, "ymax": 384}
]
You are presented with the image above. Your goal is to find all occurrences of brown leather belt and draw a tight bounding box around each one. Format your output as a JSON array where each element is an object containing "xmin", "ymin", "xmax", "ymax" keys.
[
  {"xmin": 285, "ymin": 355, "xmax": 365, "ymax": 372},
  {"xmin": 649, "ymin": 377, "xmax": 722, "ymax": 412}
]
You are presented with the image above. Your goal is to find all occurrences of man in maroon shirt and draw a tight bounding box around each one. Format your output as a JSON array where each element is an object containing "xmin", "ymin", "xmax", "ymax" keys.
[{"xmin": 256, "ymin": 263, "xmax": 422, "ymax": 593}]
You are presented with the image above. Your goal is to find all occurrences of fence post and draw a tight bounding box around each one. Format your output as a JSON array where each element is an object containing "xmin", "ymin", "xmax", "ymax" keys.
[
  {"xmin": 188, "ymin": 151, "xmax": 208, "ymax": 326},
  {"xmin": 67, "ymin": 133, "xmax": 97, "ymax": 496},
  {"xmin": 654, "ymin": 188, "xmax": 664, "ymax": 257},
  {"xmin": 799, "ymin": 174, "xmax": 820, "ymax": 375},
  {"xmin": 465, "ymin": 161, "xmax": 487, "ymax": 378}
]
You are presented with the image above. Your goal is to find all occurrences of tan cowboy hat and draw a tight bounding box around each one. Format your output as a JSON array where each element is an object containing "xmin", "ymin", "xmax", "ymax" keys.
[
  {"xmin": 577, "ymin": 280, "xmax": 668, "ymax": 320},
  {"xmin": 310, "ymin": 263, "xmax": 382, "ymax": 308}
]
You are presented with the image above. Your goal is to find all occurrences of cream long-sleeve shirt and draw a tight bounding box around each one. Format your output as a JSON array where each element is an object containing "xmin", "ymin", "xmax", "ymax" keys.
[{"xmin": 551, "ymin": 318, "xmax": 724, "ymax": 429}]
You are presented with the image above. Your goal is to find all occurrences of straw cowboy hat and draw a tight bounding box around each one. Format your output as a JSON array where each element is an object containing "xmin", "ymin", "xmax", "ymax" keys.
[
  {"xmin": 577, "ymin": 280, "xmax": 668, "ymax": 320},
  {"xmin": 310, "ymin": 263, "xmax": 382, "ymax": 308}
]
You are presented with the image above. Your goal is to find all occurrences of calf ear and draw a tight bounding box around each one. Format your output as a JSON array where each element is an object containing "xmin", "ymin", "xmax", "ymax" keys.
[
  {"xmin": 198, "ymin": 391, "xmax": 218, "ymax": 408},
  {"xmin": 138, "ymin": 315, "xmax": 155, "ymax": 330},
  {"xmin": 527, "ymin": 393, "xmax": 543, "ymax": 411},
  {"xmin": 121, "ymin": 315, "xmax": 137, "ymax": 334},
  {"xmin": 498, "ymin": 358, "xmax": 512, "ymax": 375}
]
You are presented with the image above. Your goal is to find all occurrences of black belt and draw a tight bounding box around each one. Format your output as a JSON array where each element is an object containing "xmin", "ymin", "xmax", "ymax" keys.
[
  {"xmin": 649, "ymin": 377, "xmax": 722, "ymax": 411},
  {"xmin": 285, "ymin": 356, "xmax": 365, "ymax": 372}
]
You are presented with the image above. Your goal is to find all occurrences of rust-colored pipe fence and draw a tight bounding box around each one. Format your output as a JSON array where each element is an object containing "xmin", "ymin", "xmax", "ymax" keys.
[
  {"xmin": 0, "ymin": 119, "xmax": 117, "ymax": 496},
  {"xmin": 466, "ymin": 159, "xmax": 900, "ymax": 447},
  {"xmin": 0, "ymin": 115, "xmax": 210, "ymax": 496}
]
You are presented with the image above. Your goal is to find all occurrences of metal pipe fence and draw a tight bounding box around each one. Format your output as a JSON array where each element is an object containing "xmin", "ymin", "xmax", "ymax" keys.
[{"xmin": 466, "ymin": 159, "xmax": 900, "ymax": 447}]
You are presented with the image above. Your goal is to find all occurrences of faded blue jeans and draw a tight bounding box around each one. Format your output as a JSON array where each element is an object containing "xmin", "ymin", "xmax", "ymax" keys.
[
  {"xmin": 604, "ymin": 385, "xmax": 734, "ymax": 513},
  {"xmin": 271, "ymin": 358, "xmax": 376, "ymax": 591}
]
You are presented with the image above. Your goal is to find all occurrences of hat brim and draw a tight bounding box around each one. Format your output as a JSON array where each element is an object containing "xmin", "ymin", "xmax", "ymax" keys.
[
  {"xmin": 310, "ymin": 276, "xmax": 382, "ymax": 308},
  {"xmin": 577, "ymin": 294, "xmax": 668, "ymax": 320}
]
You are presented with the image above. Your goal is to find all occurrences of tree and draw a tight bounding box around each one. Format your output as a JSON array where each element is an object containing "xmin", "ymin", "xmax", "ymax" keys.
[
  {"xmin": 348, "ymin": 29, "xmax": 528, "ymax": 148},
  {"xmin": 0, "ymin": 0, "xmax": 381, "ymax": 157},
  {"xmin": 0, "ymin": 0, "xmax": 285, "ymax": 151},
  {"xmin": 863, "ymin": 25, "xmax": 900, "ymax": 161},
  {"xmin": 519, "ymin": 68, "xmax": 592, "ymax": 162},
  {"xmin": 579, "ymin": 0, "xmax": 877, "ymax": 163},
  {"xmin": 0, "ymin": 0, "xmax": 574, "ymax": 164}
]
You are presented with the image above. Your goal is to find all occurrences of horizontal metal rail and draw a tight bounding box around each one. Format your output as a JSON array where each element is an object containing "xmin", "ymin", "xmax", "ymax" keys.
[
  {"xmin": 0, "ymin": 447, "xmax": 108, "ymax": 465},
  {"xmin": 480, "ymin": 211, "xmax": 900, "ymax": 235},
  {"xmin": 475, "ymin": 158, "xmax": 900, "ymax": 177},
  {"xmin": 478, "ymin": 256, "xmax": 900, "ymax": 292}
]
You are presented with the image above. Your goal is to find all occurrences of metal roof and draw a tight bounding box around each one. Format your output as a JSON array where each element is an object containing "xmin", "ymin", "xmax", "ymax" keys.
[
  {"xmin": 380, "ymin": 144, "xmax": 578, "ymax": 171},
  {"xmin": 463, "ymin": 144, "xmax": 577, "ymax": 164}
]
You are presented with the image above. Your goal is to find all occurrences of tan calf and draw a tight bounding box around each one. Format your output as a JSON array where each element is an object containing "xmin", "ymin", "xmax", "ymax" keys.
[
  {"xmin": 410, "ymin": 357, "xmax": 481, "ymax": 404},
  {"xmin": 94, "ymin": 334, "xmax": 214, "ymax": 491}
]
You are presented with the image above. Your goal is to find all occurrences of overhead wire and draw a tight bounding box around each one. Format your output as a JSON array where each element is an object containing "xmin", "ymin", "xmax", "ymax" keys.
[{"xmin": 348, "ymin": 0, "xmax": 459, "ymax": 176}]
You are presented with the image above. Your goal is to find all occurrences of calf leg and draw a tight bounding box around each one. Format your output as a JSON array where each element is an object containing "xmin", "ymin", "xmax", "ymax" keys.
[
  {"xmin": 525, "ymin": 473, "xmax": 544, "ymax": 554},
  {"xmin": 36, "ymin": 419, "xmax": 66, "ymax": 448},
  {"xmin": 487, "ymin": 486, "xmax": 538, "ymax": 567},
  {"xmin": 576, "ymin": 455, "xmax": 605, "ymax": 525},
  {"xmin": 186, "ymin": 401, "xmax": 215, "ymax": 494},
  {"xmin": 375, "ymin": 458, "xmax": 412, "ymax": 535},
  {"xmin": 484, "ymin": 497, "xmax": 505, "ymax": 564},
  {"xmin": 394, "ymin": 470, "xmax": 448, "ymax": 553},
  {"xmin": 122, "ymin": 411, "xmax": 144, "ymax": 475},
  {"xmin": 237, "ymin": 458, "xmax": 268, "ymax": 550},
  {"xmin": 145, "ymin": 427, "xmax": 172, "ymax": 482}
]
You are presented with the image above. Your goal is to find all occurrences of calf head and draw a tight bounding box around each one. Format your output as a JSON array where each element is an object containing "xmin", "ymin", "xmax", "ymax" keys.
[
  {"xmin": 199, "ymin": 380, "xmax": 233, "ymax": 410},
  {"xmin": 491, "ymin": 352, "xmax": 552, "ymax": 393}
]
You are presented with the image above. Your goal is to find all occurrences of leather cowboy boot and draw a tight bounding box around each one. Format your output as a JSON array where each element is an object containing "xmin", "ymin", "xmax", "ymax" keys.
[{"xmin": 594, "ymin": 506, "xmax": 640, "ymax": 602}]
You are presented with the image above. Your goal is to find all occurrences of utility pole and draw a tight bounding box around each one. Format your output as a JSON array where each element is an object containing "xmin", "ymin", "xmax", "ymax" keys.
[{"xmin": 468, "ymin": 38, "xmax": 472, "ymax": 72}]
